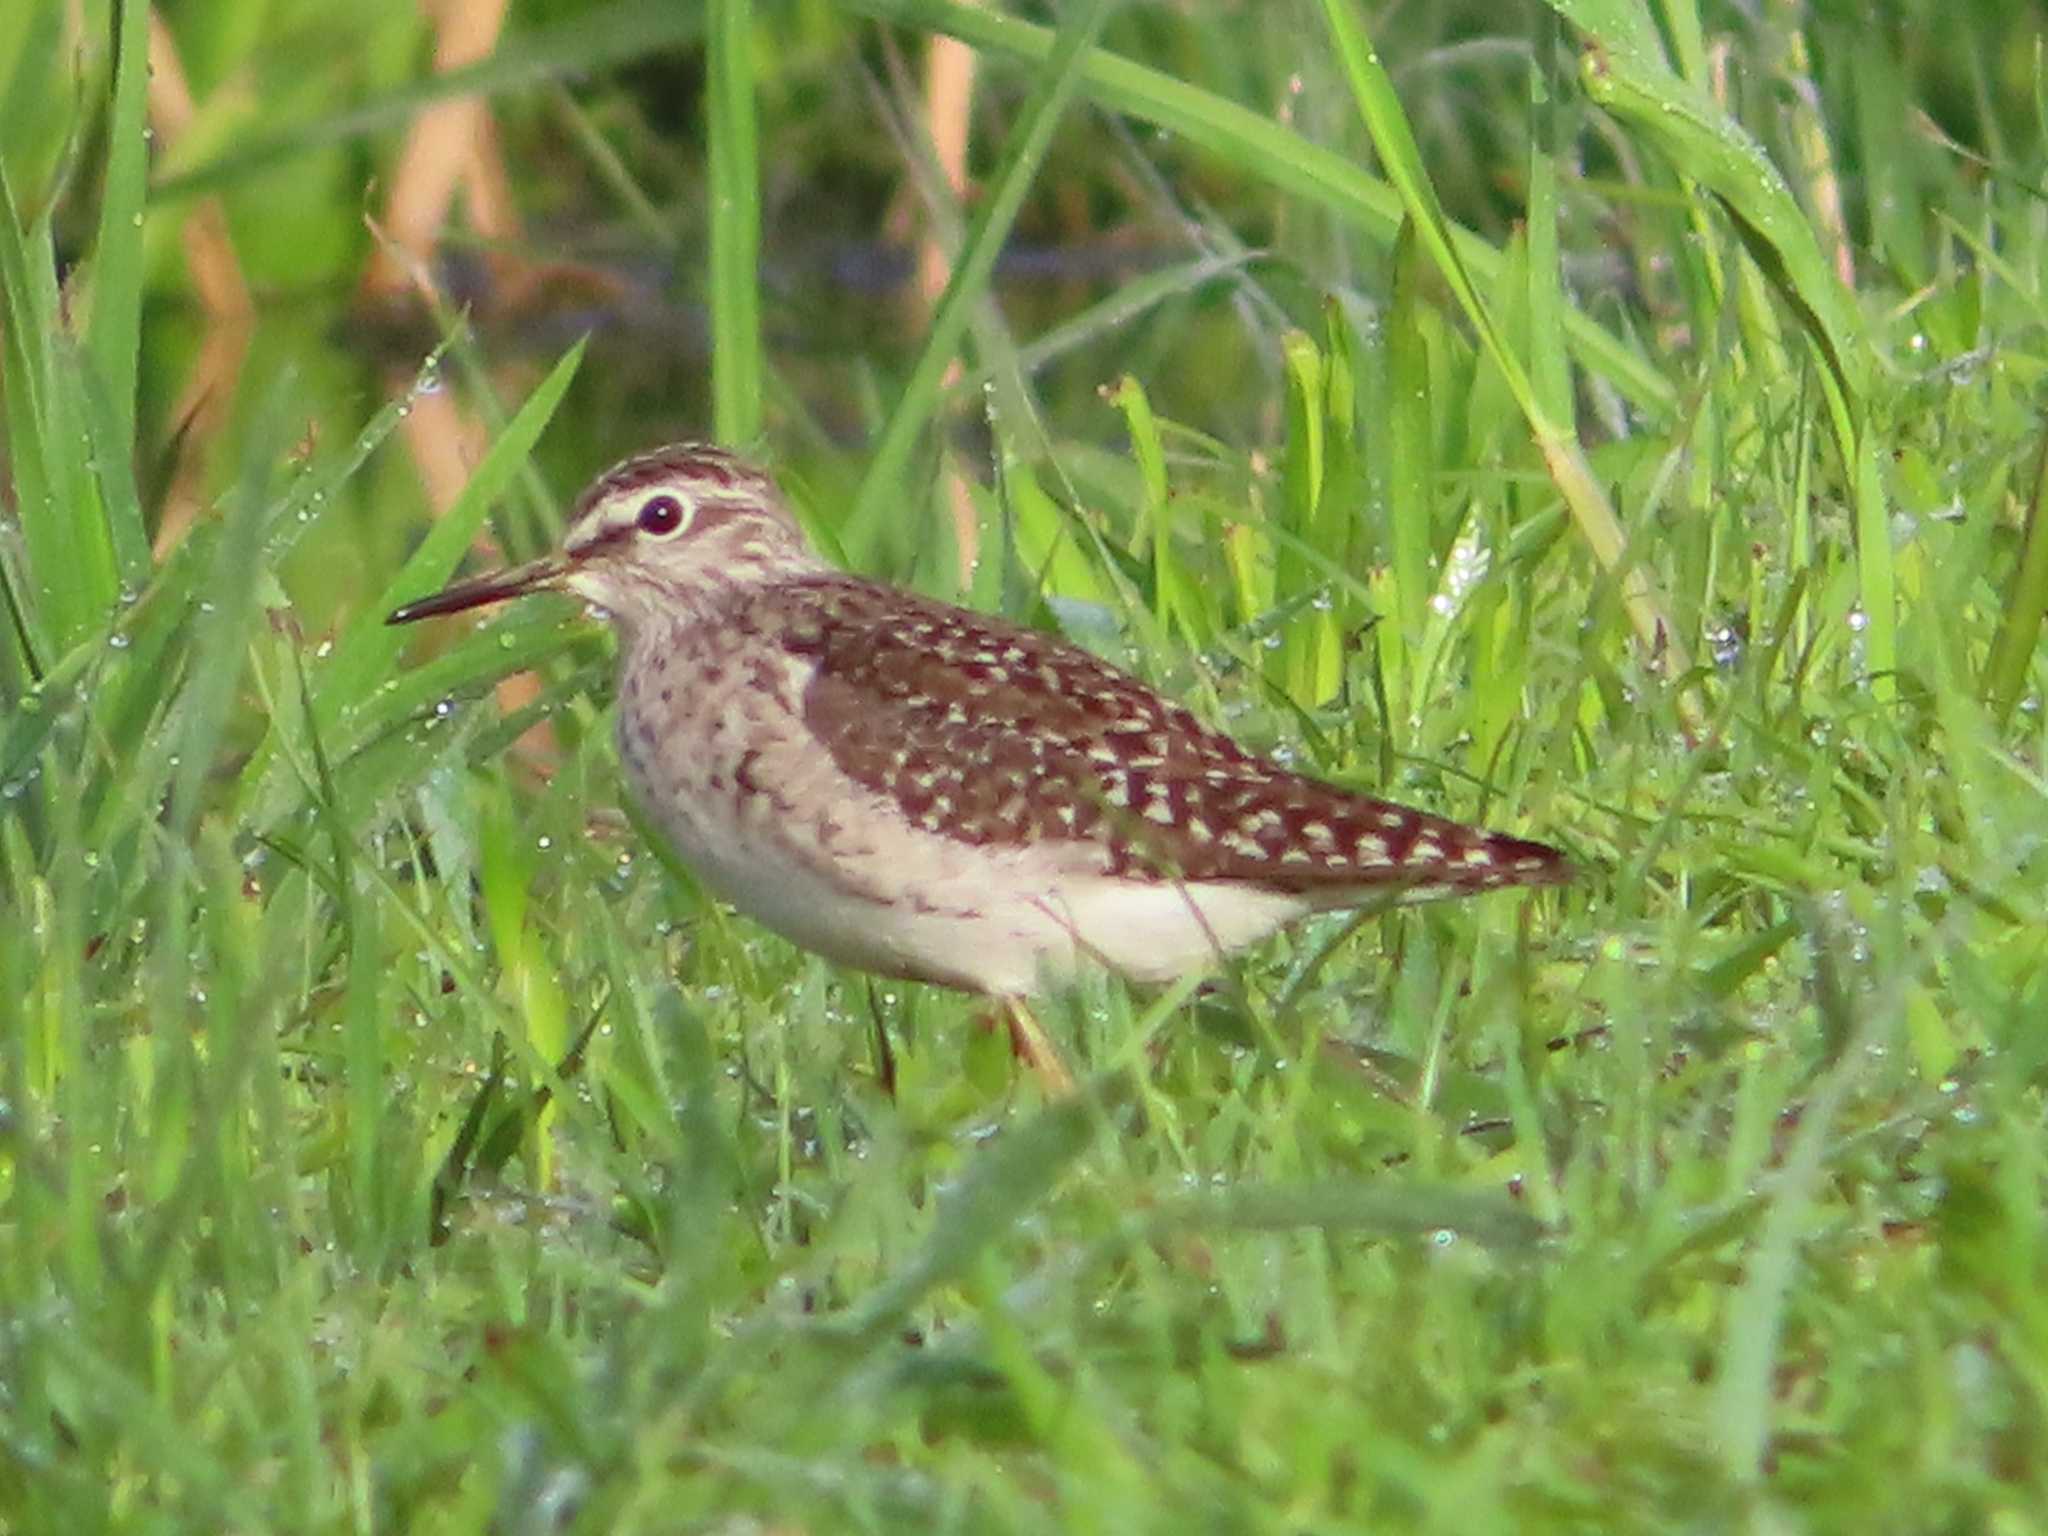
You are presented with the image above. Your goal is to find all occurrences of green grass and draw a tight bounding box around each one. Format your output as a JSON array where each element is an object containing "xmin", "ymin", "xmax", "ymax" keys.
[{"xmin": 6, "ymin": 1, "xmax": 2048, "ymax": 1530}]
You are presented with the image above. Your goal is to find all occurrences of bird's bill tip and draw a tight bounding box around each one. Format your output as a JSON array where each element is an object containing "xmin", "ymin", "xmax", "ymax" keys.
[{"xmin": 385, "ymin": 556, "xmax": 567, "ymax": 625}]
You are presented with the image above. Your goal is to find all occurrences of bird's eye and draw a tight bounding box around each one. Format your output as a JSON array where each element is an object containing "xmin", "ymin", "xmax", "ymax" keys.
[{"xmin": 636, "ymin": 494, "xmax": 688, "ymax": 537}]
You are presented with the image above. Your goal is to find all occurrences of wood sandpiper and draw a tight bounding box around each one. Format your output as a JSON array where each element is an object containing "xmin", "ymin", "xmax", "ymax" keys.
[{"xmin": 389, "ymin": 443, "xmax": 1569, "ymax": 1088}]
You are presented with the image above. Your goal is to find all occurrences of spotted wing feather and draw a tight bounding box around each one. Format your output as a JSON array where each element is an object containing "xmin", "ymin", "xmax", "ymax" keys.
[{"xmin": 779, "ymin": 579, "xmax": 1566, "ymax": 898}]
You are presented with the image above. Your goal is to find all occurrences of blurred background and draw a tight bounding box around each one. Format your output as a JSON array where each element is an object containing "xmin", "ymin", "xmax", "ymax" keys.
[{"xmin": 12, "ymin": 0, "xmax": 2030, "ymax": 618}]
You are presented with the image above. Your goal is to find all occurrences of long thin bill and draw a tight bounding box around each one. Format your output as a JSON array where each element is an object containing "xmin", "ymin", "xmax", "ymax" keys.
[{"xmin": 386, "ymin": 556, "xmax": 568, "ymax": 625}]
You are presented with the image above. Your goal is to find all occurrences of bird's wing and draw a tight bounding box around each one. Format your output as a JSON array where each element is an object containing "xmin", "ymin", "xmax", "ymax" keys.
[{"xmin": 775, "ymin": 579, "xmax": 1565, "ymax": 898}]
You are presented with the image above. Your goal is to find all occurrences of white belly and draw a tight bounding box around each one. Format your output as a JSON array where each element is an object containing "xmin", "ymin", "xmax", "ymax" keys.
[{"xmin": 613, "ymin": 639, "xmax": 1308, "ymax": 996}]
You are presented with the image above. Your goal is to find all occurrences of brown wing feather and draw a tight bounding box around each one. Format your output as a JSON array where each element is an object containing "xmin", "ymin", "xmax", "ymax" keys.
[{"xmin": 778, "ymin": 578, "xmax": 1566, "ymax": 896}]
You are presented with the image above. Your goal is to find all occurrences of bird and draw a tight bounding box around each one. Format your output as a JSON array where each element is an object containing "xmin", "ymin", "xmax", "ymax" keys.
[{"xmin": 389, "ymin": 442, "xmax": 1569, "ymax": 1089}]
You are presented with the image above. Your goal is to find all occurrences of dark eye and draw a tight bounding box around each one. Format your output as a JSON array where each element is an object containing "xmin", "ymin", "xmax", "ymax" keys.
[{"xmin": 636, "ymin": 495, "xmax": 687, "ymax": 536}]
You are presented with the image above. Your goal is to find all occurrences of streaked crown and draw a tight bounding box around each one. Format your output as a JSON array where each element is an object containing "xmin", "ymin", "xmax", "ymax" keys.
[{"xmin": 557, "ymin": 444, "xmax": 821, "ymax": 627}]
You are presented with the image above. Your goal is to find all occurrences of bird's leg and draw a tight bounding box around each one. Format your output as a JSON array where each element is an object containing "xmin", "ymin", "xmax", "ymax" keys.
[
  {"xmin": 865, "ymin": 982, "xmax": 899, "ymax": 1099},
  {"xmin": 997, "ymin": 995, "xmax": 1076, "ymax": 1097}
]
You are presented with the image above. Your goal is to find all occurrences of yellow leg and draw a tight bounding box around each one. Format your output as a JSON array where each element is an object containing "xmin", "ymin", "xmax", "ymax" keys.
[{"xmin": 999, "ymin": 995, "xmax": 1076, "ymax": 1097}]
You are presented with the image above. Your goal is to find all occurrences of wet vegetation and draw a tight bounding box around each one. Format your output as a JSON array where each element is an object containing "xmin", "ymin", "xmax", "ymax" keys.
[{"xmin": 4, "ymin": 1, "xmax": 2048, "ymax": 1529}]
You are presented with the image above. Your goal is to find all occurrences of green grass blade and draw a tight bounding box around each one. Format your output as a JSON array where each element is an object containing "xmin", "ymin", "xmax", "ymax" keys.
[
  {"xmin": 1983, "ymin": 434, "xmax": 2048, "ymax": 726},
  {"xmin": 0, "ymin": 169, "xmax": 117, "ymax": 663},
  {"xmin": 707, "ymin": 0, "xmax": 763, "ymax": 445},
  {"xmin": 1381, "ymin": 220, "xmax": 1433, "ymax": 709},
  {"xmin": 84, "ymin": 0, "xmax": 149, "ymax": 452},
  {"xmin": 1526, "ymin": 11, "xmax": 1571, "ymax": 426}
]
